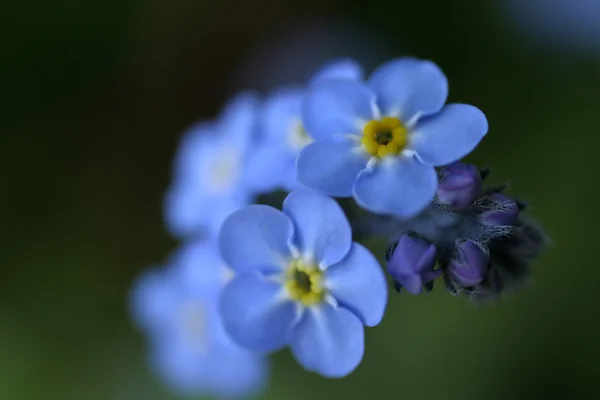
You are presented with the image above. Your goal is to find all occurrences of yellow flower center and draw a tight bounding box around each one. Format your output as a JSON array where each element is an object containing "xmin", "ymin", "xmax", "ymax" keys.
[
  {"xmin": 284, "ymin": 259, "xmax": 325, "ymax": 306},
  {"xmin": 361, "ymin": 117, "xmax": 408, "ymax": 159}
]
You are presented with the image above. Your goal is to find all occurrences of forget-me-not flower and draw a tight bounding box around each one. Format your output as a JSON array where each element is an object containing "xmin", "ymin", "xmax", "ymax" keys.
[
  {"xmin": 130, "ymin": 241, "xmax": 269, "ymax": 398},
  {"xmin": 164, "ymin": 93, "xmax": 260, "ymax": 239},
  {"xmin": 218, "ymin": 190, "xmax": 387, "ymax": 378},
  {"xmin": 245, "ymin": 59, "xmax": 363, "ymax": 193},
  {"xmin": 297, "ymin": 57, "xmax": 489, "ymax": 218}
]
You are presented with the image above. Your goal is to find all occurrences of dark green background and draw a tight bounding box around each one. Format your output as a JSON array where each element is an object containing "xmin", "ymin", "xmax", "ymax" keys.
[{"xmin": 1, "ymin": 1, "xmax": 597, "ymax": 399}]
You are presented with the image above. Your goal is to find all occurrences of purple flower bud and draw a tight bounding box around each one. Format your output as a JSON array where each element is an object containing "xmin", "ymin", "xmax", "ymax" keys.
[
  {"xmin": 387, "ymin": 234, "xmax": 441, "ymax": 295},
  {"xmin": 447, "ymin": 240, "xmax": 489, "ymax": 287},
  {"xmin": 436, "ymin": 163, "xmax": 483, "ymax": 209},
  {"xmin": 480, "ymin": 193, "xmax": 519, "ymax": 226}
]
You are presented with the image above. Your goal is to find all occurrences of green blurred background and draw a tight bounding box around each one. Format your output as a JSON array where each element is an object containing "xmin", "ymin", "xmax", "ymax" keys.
[{"xmin": 2, "ymin": 0, "xmax": 598, "ymax": 399}]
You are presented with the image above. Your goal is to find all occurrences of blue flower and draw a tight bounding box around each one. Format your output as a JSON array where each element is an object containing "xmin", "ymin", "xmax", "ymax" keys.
[
  {"xmin": 297, "ymin": 57, "xmax": 488, "ymax": 218},
  {"xmin": 164, "ymin": 93, "xmax": 260, "ymax": 239},
  {"xmin": 503, "ymin": 0, "xmax": 600, "ymax": 53},
  {"xmin": 245, "ymin": 59, "xmax": 363, "ymax": 193},
  {"xmin": 218, "ymin": 190, "xmax": 387, "ymax": 378},
  {"xmin": 130, "ymin": 241, "xmax": 269, "ymax": 398}
]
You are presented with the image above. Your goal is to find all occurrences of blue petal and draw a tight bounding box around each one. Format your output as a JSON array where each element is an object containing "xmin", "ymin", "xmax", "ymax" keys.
[
  {"xmin": 193, "ymin": 317, "xmax": 271, "ymax": 399},
  {"xmin": 246, "ymin": 88, "xmax": 308, "ymax": 193},
  {"xmin": 244, "ymin": 144, "xmax": 293, "ymax": 194},
  {"xmin": 203, "ymin": 350, "xmax": 269, "ymax": 399},
  {"xmin": 353, "ymin": 156, "xmax": 438, "ymax": 218},
  {"xmin": 409, "ymin": 104, "xmax": 489, "ymax": 166},
  {"xmin": 302, "ymin": 80, "xmax": 377, "ymax": 140},
  {"xmin": 168, "ymin": 240, "xmax": 225, "ymax": 295},
  {"xmin": 282, "ymin": 190, "xmax": 352, "ymax": 267},
  {"xmin": 164, "ymin": 182, "xmax": 250, "ymax": 238},
  {"xmin": 309, "ymin": 59, "xmax": 364, "ymax": 85},
  {"xmin": 325, "ymin": 243, "xmax": 387, "ymax": 326},
  {"xmin": 290, "ymin": 305, "xmax": 364, "ymax": 378},
  {"xmin": 165, "ymin": 107, "xmax": 255, "ymax": 238},
  {"xmin": 173, "ymin": 93, "xmax": 257, "ymax": 190},
  {"xmin": 150, "ymin": 337, "xmax": 213, "ymax": 396},
  {"xmin": 220, "ymin": 275, "xmax": 298, "ymax": 352},
  {"xmin": 170, "ymin": 93, "xmax": 257, "ymax": 195},
  {"xmin": 297, "ymin": 138, "xmax": 368, "ymax": 197},
  {"xmin": 219, "ymin": 205, "xmax": 294, "ymax": 273},
  {"xmin": 171, "ymin": 122, "xmax": 216, "ymax": 182},
  {"xmin": 150, "ymin": 335, "xmax": 268, "ymax": 399},
  {"xmin": 218, "ymin": 92, "xmax": 260, "ymax": 149},
  {"xmin": 368, "ymin": 58, "xmax": 448, "ymax": 121},
  {"xmin": 129, "ymin": 269, "xmax": 176, "ymax": 332},
  {"xmin": 262, "ymin": 87, "xmax": 304, "ymax": 143}
]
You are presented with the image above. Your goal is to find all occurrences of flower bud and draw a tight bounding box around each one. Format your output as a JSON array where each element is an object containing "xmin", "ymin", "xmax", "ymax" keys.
[
  {"xmin": 436, "ymin": 163, "xmax": 483, "ymax": 209},
  {"xmin": 447, "ymin": 240, "xmax": 489, "ymax": 288},
  {"xmin": 480, "ymin": 193, "xmax": 519, "ymax": 226},
  {"xmin": 386, "ymin": 234, "xmax": 441, "ymax": 295}
]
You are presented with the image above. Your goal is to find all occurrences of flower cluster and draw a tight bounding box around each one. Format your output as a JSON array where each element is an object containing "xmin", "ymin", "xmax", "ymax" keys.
[
  {"xmin": 384, "ymin": 163, "xmax": 546, "ymax": 302},
  {"xmin": 130, "ymin": 57, "xmax": 545, "ymax": 397},
  {"xmin": 130, "ymin": 241, "xmax": 268, "ymax": 398}
]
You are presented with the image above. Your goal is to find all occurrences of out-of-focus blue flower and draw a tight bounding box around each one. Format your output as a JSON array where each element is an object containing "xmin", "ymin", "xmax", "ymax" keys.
[
  {"xmin": 164, "ymin": 93, "xmax": 260, "ymax": 239},
  {"xmin": 298, "ymin": 57, "xmax": 488, "ymax": 218},
  {"xmin": 503, "ymin": 0, "xmax": 600, "ymax": 53},
  {"xmin": 245, "ymin": 59, "xmax": 363, "ymax": 193},
  {"xmin": 447, "ymin": 240, "xmax": 489, "ymax": 288},
  {"xmin": 218, "ymin": 190, "xmax": 387, "ymax": 378},
  {"xmin": 130, "ymin": 241, "xmax": 268, "ymax": 399},
  {"xmin": 436, "ymin": 163, "xmax": 483, "ymax": 209},
  {"xmin": 385, "ymin": 234, "xmax": 441, "ymax": 295}
]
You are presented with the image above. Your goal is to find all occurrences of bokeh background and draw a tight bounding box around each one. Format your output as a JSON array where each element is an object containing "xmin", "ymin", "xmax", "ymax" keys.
[{"xmin": 2, "ymin": 0, "xmax": 598, "ymax": 399}]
